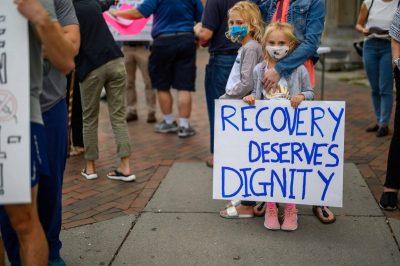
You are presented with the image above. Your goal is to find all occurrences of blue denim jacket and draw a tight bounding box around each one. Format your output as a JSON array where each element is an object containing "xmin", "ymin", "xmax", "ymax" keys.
[{"xmin": 252, "ymin": 0, "xmax": 326, "ymax": 78}]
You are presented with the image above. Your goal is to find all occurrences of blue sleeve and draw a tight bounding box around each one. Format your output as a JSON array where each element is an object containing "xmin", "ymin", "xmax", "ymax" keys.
[
  {"xmin": 201, "ymin": 0, "xmax": 220, "ymax": 31},
  {"xmin": 275, "ymin": 0, "xmax": 325, "ymax": 78},
  {"xmin": 194, "ymin": 0, "xmax": 204, "ymax": 22},
  {"xmin": 137, "ymin": 0, "xmax": 158, "ymax": 18}
]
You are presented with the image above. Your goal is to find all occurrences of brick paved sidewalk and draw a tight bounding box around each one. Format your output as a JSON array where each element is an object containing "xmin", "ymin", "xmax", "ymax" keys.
[{"xmin": 62, "ymin": 49, "xmax": 399, "ymax": 229}]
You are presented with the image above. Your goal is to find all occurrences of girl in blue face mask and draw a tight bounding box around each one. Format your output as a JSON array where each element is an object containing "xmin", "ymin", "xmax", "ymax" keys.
[
  {"xmin": 219, "ymin": 1, "xmax": 265, "ymax": 219},
  {"xmin": 220, "ymin": 1, "xmax": 264, "ymax": 101}
]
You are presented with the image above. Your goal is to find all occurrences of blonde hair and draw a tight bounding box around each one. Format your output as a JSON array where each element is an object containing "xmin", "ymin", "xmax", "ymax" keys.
[
  {"xmin": 262, "ymin": 22, "xmax": 299, "ymax": 58},
  {"xmin": 226, "ymin": 1, "xmax": 264, "ymax": 43}
]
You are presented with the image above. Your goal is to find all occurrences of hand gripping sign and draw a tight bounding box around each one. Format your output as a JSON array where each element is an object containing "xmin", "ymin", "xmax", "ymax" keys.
[
  {"xmin": 213, "ymin": 100, "xmax": 345, "ymax": 207},
  {"xmin": 0, "ymin": 1, "xmax": 31, "ymax": 204}
]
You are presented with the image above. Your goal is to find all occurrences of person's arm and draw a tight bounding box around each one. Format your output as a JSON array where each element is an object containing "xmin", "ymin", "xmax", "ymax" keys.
[
  {"xmin": 270, "ymin": 0, "xmax": 326, "ymax": 81},
  {"xmin": 393, "ymin": 39, "xmax": 400, "ymax": 62},
  {"xmin": 390, "ymin": 9, "xmax": 400, "ymax": 62},
  {"xmin": 355, "ymin": 3, "xmax": 370, "ymax": 36},
  {"xmin": 60, "ymin": 25, "xmax": 80, "ymax": 57},
  {"xmin": 197, "ymin": 0, "xmax": 219, "ymax": 43},
  {"xmin": 298, "ymin": 66, "xmax": 314, "ymax": 100},
  {"xmin": 15, "ymin": 0, "xmax": 76, "ymax": 74},
  {"xmin": 226, "ymin": 50, "xmax": 259, "ymax": 98},
  {"xmin": 111, "ymin": 0, "xmax": 156, "ymax": 19},
  {"xmin": 111, "ymin": 7, "xmax": 144, "ymax": 19}
]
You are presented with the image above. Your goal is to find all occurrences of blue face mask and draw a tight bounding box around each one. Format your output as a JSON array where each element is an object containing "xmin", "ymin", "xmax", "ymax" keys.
[{"xmin": 228, "ymin": 25, "xmax": 249, "ymax": 43}]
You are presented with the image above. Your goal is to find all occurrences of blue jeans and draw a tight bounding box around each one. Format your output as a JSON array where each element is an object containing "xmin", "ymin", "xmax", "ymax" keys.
[
  {"xmin": 363, "ymin": 38, "xmax": 394, "ymax": 126},
  {"xmin": 205, "ymin": 54, "xmax": 236, "ymax": 153},
  {"xmin": 0, "ymin": 100, "xmax": 68, "ymax": 265}
]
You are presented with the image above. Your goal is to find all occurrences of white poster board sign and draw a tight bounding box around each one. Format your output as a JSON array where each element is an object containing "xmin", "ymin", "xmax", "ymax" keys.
[
  {"xmin": 0, "ymin": 1, "xmax": 31, "ymax": 204},
  {"xmin": 103, "ymin": 0, "xmax": 153, "ymax": 42},
  {"xmin": 213, "ymin": 100, "xmax": 345, "ymax": 207}
]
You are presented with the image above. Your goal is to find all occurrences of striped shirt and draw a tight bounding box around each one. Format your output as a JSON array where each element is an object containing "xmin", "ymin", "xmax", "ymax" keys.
[{"xmin": 390, "ymin": 8, "xmax": 400, "ymax": 42}]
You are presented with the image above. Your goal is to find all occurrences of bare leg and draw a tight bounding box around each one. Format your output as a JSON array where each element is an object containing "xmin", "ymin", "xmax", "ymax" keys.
[
  {"xmin": 118, "ymin": 156, "xmax": 131, "ymax": 176},
  {"xmin": 157, "ymin": 90, "xmax": 173, "ymax": 115},
  {"xmin": 5, "ymin": 186, "xmax": 48, "ymax": 266},
  {"xmin": 178, "ymin": 90, "xmax": 191, "ymax": 119},
  {"xmin": 85, "ymin": 160, "xmax": 96, "ymax": 174}
]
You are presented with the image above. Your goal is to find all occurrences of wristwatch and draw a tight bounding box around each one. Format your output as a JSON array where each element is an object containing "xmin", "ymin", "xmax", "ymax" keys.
[{"xmin": 394, "ymin": 58, "xmax": 400, "ymax": 69}]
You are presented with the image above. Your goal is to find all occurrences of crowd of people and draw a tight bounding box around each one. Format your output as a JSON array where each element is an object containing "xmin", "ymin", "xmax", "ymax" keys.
[{"xmin": 1, "ymin": 0, "xmax": 400, "ymax": 265}]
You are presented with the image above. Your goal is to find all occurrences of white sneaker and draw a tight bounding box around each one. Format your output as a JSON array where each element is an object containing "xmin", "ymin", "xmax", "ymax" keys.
[{"xmin": 81, "ymin": 169, "xmax": 98, "ymax": 180}]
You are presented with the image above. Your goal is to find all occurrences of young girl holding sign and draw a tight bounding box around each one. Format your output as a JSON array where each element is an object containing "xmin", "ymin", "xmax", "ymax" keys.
[
  {"xmin": 219, "ymin": 1, "xmax": 264, "ymax": 219},
  {"xmin": 243, "ymin": 22, "xmax": 314, "ymax": 231}
]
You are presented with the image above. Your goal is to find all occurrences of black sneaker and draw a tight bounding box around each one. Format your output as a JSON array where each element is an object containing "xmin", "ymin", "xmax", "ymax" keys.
[
  {"xmin": 376, "ymin": 126, "xmax": 389, "ymax": 138},
  {"xmin": 366, "ymin": 124, "xmax": 379, "ymax": 132},
  {"xmin": 379, "ymin": 192, "xmax": 398, "ymax": 211},
  {"xmin": 178, "ymin": 126, "xmax": 196, "ymax": 138}
]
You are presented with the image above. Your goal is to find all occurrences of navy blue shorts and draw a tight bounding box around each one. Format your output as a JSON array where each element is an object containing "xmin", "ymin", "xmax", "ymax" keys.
[
  {"xmin": 149, "ymin": 34, "xmax": 196, "ymax": 92},
  {"xmin": 31, "ymin": 122, "xmax": 51, "ymax": 187}
]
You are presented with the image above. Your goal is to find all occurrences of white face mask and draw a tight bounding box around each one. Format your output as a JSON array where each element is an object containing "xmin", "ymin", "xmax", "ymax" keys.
[{"xmin": 266, "ymin": 45, "xmax": 290, "ymax": 61}]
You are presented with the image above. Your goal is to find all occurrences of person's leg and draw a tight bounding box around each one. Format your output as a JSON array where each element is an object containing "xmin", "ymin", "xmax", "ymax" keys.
[
  {"xmin": 80, "ymin": 66, "xmax": 106, "ymax": 174},
  {"xmin": 72, "ymin": 79, "xmax": 84, "ymax": 148},
  {"xmin": 0, "ymin": 238, "xmax": 4, "ymax": 266},
  {"xmin": 380, "ymin": 67, "xmax": 400, "ymax": 210},
  {"xmin": 0, "ymin": 209, "xmax": 21, "ymax": 265},
  {"xmin": 172, "ymin": 35, "xmax": 196, "ymax": 134},
  {"xmin": 135, "ymin": 46, "xmax": 156, "ymax": 121},
  {"xmin": 377, "ymin": 41, "xmax": 394, "ymax": 130},
  {"xmin": 104, "ymin": 58, "xmax": 132, "ymax": 176},
  {"xmin": 39, "ymin": 101, "xmax": 68, "ymax": 262},
  {"xmin": 157, "ymin": 90, "xmax": 173, "ymax": 116},
  {"xmin": 363, "ymin": 40, "xmax": 381, "ymax": 128},
  {"xmin": 148, "ymin": 38, "xmax": 176, "ymax": 131},
  {"xmin": 122, "ymin": 45, "xmax": 138, "ymax": 121},
  {"xmin": 5, "ymin": 186, "xmax": 48, "ymax": 265},
  {"xmin": 205, "ymin": 55, "xmax": 237, "ymax": 159}
]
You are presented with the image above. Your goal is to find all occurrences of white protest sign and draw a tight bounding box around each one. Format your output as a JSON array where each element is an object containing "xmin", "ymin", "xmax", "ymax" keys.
[
  {"xmin": 103, "ymin": 0, "xmax": 153, "ymax": 42},
  {"xmin": 0, "ymin": 1, "xmax": 31, "ymax": 204},
  {"xmin": 213, "ymin": 100, "xmax": 345, "ymax": 207}
]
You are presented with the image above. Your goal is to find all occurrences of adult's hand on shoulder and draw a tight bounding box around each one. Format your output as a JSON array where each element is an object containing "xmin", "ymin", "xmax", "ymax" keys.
[{"xmin": 263, "ymin": 67, "xmax": 281, "ymax": 92}]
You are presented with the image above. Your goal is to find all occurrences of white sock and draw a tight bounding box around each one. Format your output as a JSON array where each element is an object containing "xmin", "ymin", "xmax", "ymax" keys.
[
  {"xmin": 164, "ymin": 114, "xmax": 175, "ymax": 124},
  {"xmin": 179, "ymin": 118, "xmax": 189, "ymax": 129}
]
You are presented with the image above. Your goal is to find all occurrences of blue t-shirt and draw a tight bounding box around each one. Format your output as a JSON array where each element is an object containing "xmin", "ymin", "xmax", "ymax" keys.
[{"xmin": 137, "ymin": 0, "xmax": 203, "ymax": 38}]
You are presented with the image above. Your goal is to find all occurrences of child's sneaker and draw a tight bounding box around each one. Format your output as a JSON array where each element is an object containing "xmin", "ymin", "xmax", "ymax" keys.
[
  {"xmin": 281, "ymin": 206, "xmax": 298, "ymax": 231},
  {"xmin": 264, "ymin": 203, "xmax": 280, "ymax": 230}
]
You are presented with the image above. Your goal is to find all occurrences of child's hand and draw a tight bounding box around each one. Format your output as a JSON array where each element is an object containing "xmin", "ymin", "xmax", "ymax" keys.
[
  {"xmin": 290, "ymin": 94, "xmax": 305, "ymax": 108},
  {"xmin": 243, "ymin": 95, "xmax": 256, "ymax": 105}
]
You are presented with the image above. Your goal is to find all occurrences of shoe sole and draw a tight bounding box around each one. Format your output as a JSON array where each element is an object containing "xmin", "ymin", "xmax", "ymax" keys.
[
  {"xmin": 263, "ymin": 223, "xmax": 280, "ymax": 230},
  {"xmin": 178, "ymin": 132, "xmax": 196, "ymax": 138},
  {"xmin": 107, "ymin": 174, "xmax": 136, "ymax": 182},
  {"xmin": 155, "ymin": 128, "xmax": 178, "ymax": 134},
  {"xmin": 281, "ymin": 227, "xmax": 298, "ymax": 231},
  {"xmin": 81, "ymin": 172, "xmax": 98, "ymax": 180},
  {"xmin": 379, "ymin": 203, "xmax": 398, "ymax": 211}
]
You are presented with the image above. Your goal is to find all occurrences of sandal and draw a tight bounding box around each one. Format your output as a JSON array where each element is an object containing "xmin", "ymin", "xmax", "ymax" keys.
[
  {"xmin": 107, "ymin": 169, "xmax": 136, "ymax": 182},
  {"xmin": 313, "ymin": 206, "xmax": 336, "ymax": 224},
  {"xmin": 253, "ymin": 202, "xmax": 266, "ymax": 217},
  {"xmin": 81, "ymin": 169, "xmax": 98, "ymax": 180},
  {"xmin": 225, "ymin": 199, "xmax": 241, "ymax": 209},
  {"xmin": 220, "ymin": 205, "xmax": 254, "ymax": 219}
]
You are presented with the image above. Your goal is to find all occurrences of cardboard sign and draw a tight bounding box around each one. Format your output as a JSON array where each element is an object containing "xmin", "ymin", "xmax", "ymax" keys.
[
  {"xmin": 213, "ymin": 100, "xmax": 345, "ymax": 207},
  {"xmin": 0, "ymin": 1, "xmax": 31, "ymax": 204},
  {"xmin": 104, "ymin": 0, "xmax": 153, "ymax": 42}
]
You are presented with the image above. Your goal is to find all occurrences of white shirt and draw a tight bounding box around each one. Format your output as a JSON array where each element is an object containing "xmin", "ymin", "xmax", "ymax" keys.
[
  {"xmin": 365, "ymin": 0, "xmax": 399, "ymax": 33},
  {"xmin": 225, "ymin": 49, "xmax": 242, "ymax": 94}
]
